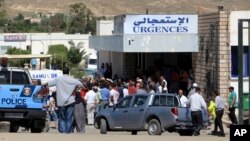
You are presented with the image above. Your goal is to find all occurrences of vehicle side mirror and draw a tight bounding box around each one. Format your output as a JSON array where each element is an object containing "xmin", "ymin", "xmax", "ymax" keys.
[{"xmin": 32, "ymin": 79, "xmax": 41, "ymax": 85}]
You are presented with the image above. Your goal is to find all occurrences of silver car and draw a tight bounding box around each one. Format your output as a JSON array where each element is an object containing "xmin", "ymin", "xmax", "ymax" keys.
[{"xmin": 94, "ymin": 93, "xmax": 181, "ymax": 135}]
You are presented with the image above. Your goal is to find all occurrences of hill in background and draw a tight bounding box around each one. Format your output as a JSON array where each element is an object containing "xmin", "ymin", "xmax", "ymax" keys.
[{"xmin": 4, "ymin": 0, "xmax": 250, "ymax": 18}]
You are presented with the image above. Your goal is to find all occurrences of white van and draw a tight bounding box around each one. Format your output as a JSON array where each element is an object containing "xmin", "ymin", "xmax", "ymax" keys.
[
  {"xmin": 87, "ymin": 50, "xmax": 97, "ymax": 70},
  {"xmin": 28, "ymin": 70, "xmax": 63, "ymax": 84}
]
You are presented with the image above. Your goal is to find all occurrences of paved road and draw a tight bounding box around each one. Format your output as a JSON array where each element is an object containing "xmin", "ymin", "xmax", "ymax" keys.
[{"xmin": 0, "ymin": 124, "xmax": 229, "ymax": 141}]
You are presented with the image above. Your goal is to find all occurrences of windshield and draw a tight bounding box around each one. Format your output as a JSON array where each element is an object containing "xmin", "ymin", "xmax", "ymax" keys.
[
  {"xmin": 0, "ymin": 71, "xmax": 30, "ymax": 84},
  {"xmin": 88, "ymin": 59, "xmax": 97, "ymax": 65}
]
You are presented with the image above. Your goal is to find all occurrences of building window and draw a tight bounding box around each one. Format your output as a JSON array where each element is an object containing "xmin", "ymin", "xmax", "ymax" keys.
[{"xmin": 231, "ymin": 46, "xmax": 249, "ymax": 77}]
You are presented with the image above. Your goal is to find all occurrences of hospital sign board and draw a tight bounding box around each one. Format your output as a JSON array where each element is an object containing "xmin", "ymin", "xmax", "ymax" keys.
[{"xmin": 124, "ymin": 15, "xmax": 198, "ymax": 34}]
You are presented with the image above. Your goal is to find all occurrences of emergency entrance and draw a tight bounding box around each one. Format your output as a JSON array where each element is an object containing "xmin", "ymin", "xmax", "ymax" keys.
[{"xmin": 90, "ymin": 14, "xmax": 198, "ymax": 91}]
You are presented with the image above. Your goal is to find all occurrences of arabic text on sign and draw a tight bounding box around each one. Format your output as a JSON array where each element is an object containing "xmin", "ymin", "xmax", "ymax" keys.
[{"xmin": 133, "ymin": 17, "xmax": 189, "ymax": 26}]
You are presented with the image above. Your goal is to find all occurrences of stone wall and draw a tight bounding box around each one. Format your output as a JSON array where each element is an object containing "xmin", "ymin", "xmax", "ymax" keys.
[{"xmin": 195, "ymin": 11, "xmax": 230, "ymax": 100}]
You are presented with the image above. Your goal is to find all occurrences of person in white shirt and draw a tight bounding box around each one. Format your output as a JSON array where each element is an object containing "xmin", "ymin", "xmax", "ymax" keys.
[
  {"xmin": 187, "ymin": 82, "xmax": 198, "ymax": 98},
  {"xmin": 109, "ymin": 83, "xmax": 120, "ymax": 106},
  {"xmin": 84, "ymin": 87, "xmax": 97, "ymax": 125},
  {"xmin": 178, "ymin": 89, "xmax": 188, "ymax": 107},
  {"xmin": 211, "ymin": 91, "xmax": 225, "ymax": 137},
  {"xmin": 123, "ymin": 84, "xmax": 129, "ymax": 97},
  {"xmin": 187, "ymin": 87, "xmax": 207, "ymax": 136},
  {"xmin": 160, "ymin": 75, "xmax": 168, "ymax": 93}
]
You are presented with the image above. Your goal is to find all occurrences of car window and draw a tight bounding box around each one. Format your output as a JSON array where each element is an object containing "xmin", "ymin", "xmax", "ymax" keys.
[
  {"xmin": 116, "ymin": 96, "xmax": 132, "ymax": 108},
  {"xmin": 152, "ymin": 95, "xmax": 179, "ymax": 106},
  {"xmin": 132, "ymin": 95, "xmax": 148, "ymax": 107},
  {"xmin": 152, "ymin": 95, "xmax": 167, "ymax": 106},
  {"xmin": 0, "ymin": 71, "xmax": 9, "ymax": 84},
  {"xmin": 12, "ymin": 72, "xmax": 30, "ymax": 84},
  {"xmin": 0, "ymin": 71, "xmax": 30, "ymax": 84},
  {"xmin": 173, "ymin": 96, "xmax": 179, "ymax": 107},
  {"xmin": 166, "ymin": 96, "xmax": 179, "ymax": 107}
]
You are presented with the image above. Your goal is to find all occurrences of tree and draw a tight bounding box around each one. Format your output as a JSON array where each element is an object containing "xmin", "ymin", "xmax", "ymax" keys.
[
  {"xmin": 67, "ymin": 40, "xmax": 86, "ymax": 66},
  {"xmin": 0, "ymin": 1, "xmax": 98, "ymax": 34},
  {"xmin": 14, "ymin": 13, "xmax": 24, "ymax": 21},
  {"xmin": 0, "ymin": 0, "xmax": 7, "ymax": 32},
  {"xmin": 48, "ymin": 44, "xmax": 68, "ymax": 70},
  {"xmin": 6, "ymin": 47, "xmax": 31, "ymax": 67},
  {"xmin": 67, "ymin": 3, "xmax": 97, "ymax": 34}
]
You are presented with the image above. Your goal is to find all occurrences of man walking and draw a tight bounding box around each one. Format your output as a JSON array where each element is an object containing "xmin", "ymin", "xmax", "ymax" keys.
[
  {"xmin": 228, "ymin": 86, "xmax": 238, "ymax": 125},
  {"xmin": 187, "ymin": 83, "xmax": 198, "ymax": 98},
  {"xmin": 187, "ymin": 87, "xmax": 207, "ymax": 136},
  {"xmin": 211, "ymin": 91, "xmax": 225, "ymax": 137},
  {"xmin": 45, "ymin": 64, "xmax": 83, "ymax": 133}
]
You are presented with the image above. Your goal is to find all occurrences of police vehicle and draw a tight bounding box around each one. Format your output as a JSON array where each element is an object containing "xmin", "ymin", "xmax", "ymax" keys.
[{"xmin": 0, "ymin": 58, "xmax": 48, "ymax": 133}]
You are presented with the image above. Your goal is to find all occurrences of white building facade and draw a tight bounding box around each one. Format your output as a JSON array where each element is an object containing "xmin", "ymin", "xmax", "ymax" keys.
[
  {"xmin": 91, "ymin": 11, "xmax": 250, "ymax": 117},
  {"xmin": 91, "ymin": 15, "xmax": 198, "ymax": 79},
  {"xmin": 0, "ymin": 33, "xmax": 91, "ymax": 68}
]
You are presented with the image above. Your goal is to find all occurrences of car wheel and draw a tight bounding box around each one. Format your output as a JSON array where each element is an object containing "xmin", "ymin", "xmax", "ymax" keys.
[
  {"xmin": 10, "ymin": 122, "xmax": 19, "ymax": 133},
  {"xmin": 131, "ymin": 131, "xmax": 137, "ymax": 135},
  {"xmin": 100, "ymin": 118, "xmax": 107, "ymax": 134},
  {"xmin": 147, "ymin": 119, "xmax": 162, "ymax": 135}
]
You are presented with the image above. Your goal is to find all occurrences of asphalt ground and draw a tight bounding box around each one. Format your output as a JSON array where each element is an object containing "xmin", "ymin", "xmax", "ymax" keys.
[{"xmin": 0, "ymin": 122, "xmax": 229, "ymax": 141}]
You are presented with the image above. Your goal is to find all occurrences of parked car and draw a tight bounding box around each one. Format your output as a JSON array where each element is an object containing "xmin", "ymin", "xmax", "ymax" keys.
[
  {"xmin": 94, "ymin": 93, "xmax": 209, "ymax": 136},
  {"xmin": 0, "ymin": 58, "xmax": 48, "ymax": 133}
]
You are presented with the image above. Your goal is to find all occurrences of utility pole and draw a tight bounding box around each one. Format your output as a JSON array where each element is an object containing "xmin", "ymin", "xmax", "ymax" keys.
[{"xmin": 238, "ymin": 19, "xmax": 250, "ymax": 125}]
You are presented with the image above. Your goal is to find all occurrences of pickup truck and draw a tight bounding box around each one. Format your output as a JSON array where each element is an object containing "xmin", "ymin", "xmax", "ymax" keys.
[
  {"xmin": 94, "ymin": 93, "xmax": 209, "ymax": 136},
  {"xmin": 0, "ymin": 61, "xmax": 48, "ymax": 133}
]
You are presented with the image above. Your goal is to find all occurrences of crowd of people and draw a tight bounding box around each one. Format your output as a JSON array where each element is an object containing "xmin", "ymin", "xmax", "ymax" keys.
[{"xmin": 43, "ymin": 63, "xmax": 237, "ymax": 137}]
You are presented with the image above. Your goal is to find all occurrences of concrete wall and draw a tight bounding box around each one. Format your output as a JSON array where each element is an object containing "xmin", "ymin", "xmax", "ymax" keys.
[
  {"xmin": 230, "ymin": 11, "xmax": 250, "ymax": 46},
  {"xmin": 0, "ymin": 33, "xmax": 91, "ymax": 69},
  {"xmin": 196, "ymin": 11, "xmax": 230, "ymax": 100},
  {"xmin": 95, "ymin": 20, "xmax": 115, "ymax": 75},
  {"xmin": 96, "ymin": 20, "xmax": 114, "ymax": 36},
  {"xmin": 0, "ymin": 33, "xmax": 90, "ymax": 55}
]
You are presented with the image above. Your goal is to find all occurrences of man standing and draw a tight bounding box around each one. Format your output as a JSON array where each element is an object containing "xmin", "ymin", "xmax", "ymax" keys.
[
  {"xmin": 228, "ymin": 86, "xmax": 238, "ymax": 125},
  {"xmin": 109, "ymin": 83, "xmax": 120, "ymax": 106},
  {"xmin": 84, "ymin": 86, "xmax": 97, "ymax": 125},
  {"xmin": 211, "ymin": 91, "xmax": 225, "ymax": 137},
  {"xmin": 187, "ymin": 87, "xmax": 207, "ymax": 136},
  {"xmin": 187, "ymin": 83, "xmax": 198, "ymax": 98},
  {"xmin": 178, "ymin": 89, "xmax": 188, "ymax": 107},
  {"xmin": 46, "ymin": 65, "xmax": 83, "ymax": 133},
  {"xmin": 99, "ymin": 82, "xmax": 110, "ymax": 109}
]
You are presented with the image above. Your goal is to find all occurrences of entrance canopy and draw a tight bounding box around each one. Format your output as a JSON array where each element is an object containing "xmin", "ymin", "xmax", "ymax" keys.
[{"xmin": 90, "ymin": 34, "xmax": 198, "ymax": 52}]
